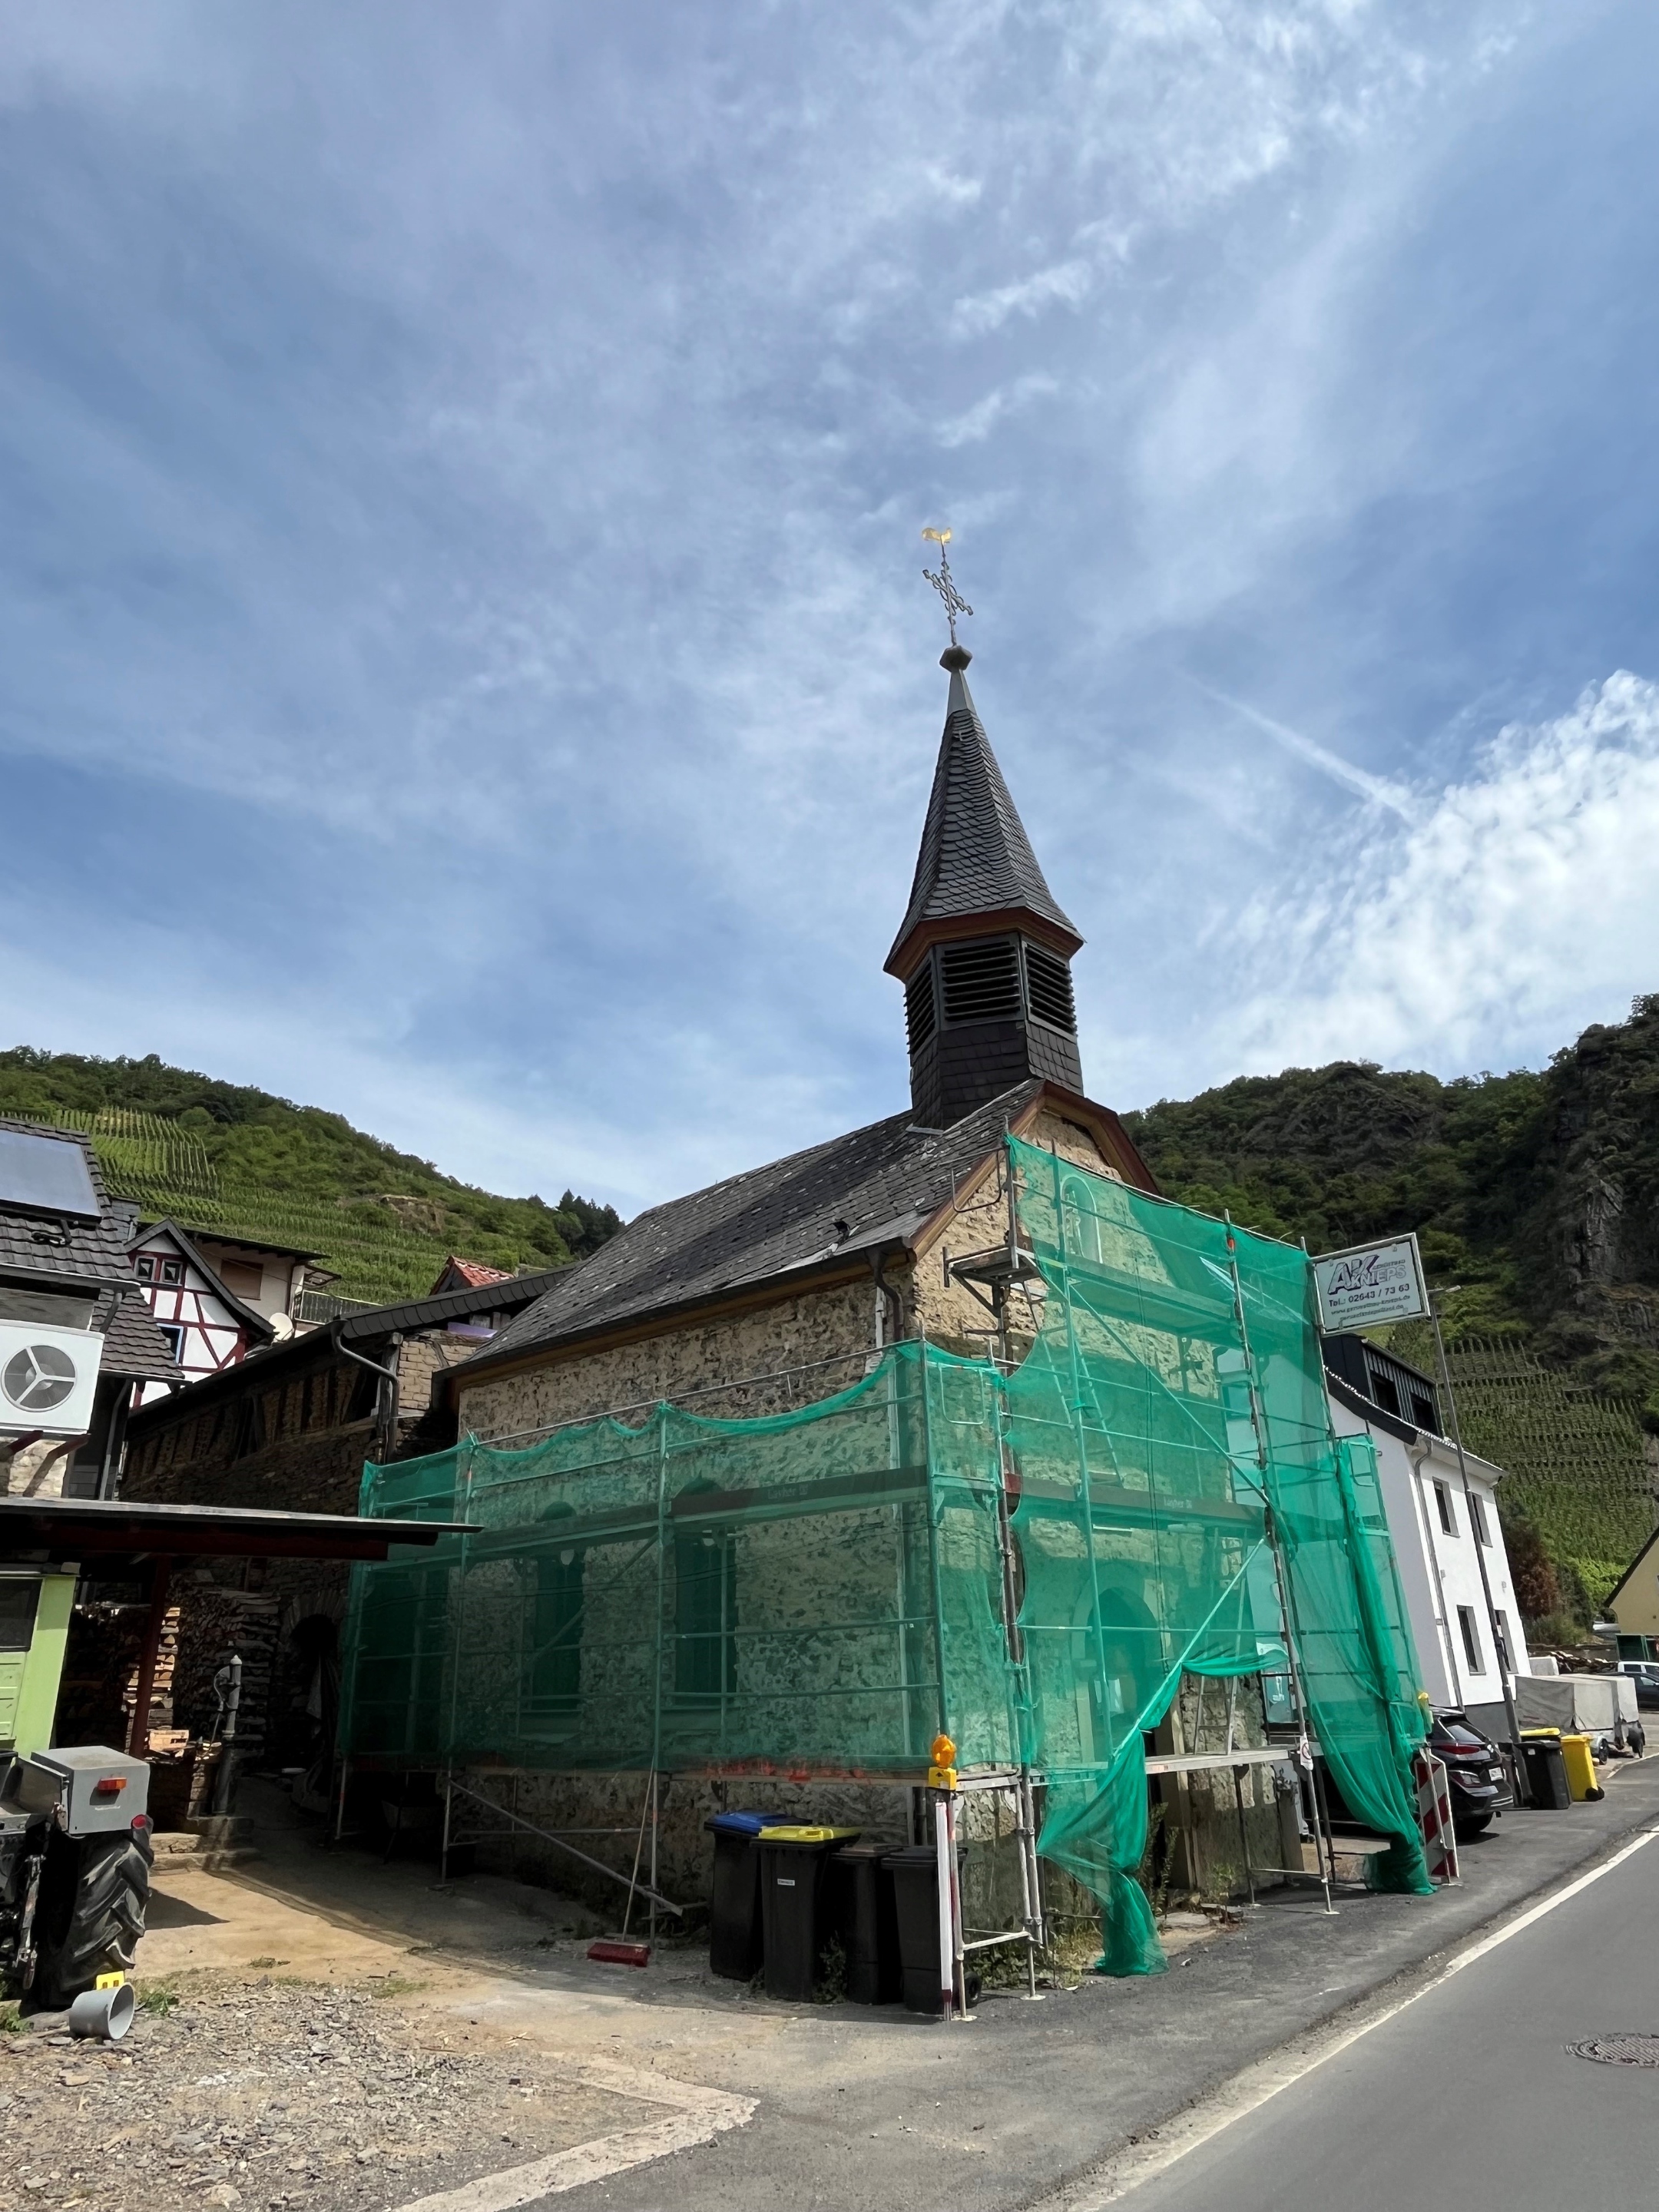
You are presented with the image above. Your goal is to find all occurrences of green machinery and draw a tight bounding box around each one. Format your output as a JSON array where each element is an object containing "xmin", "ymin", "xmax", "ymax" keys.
[{"xmin": 1, "ymin": 1566, "xmax": 153, "ymax": 2007}]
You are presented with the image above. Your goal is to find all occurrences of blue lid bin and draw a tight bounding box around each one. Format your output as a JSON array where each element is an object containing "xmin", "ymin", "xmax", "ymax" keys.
[{"xmin": 704, "ymin": 1812, "xmax": 791, "ymax": 1979}]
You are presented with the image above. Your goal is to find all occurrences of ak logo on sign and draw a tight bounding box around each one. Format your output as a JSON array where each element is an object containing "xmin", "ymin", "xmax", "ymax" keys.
[{"xmin": 2, "ymin": 1341, "xmax": 79, "ymax": 1412}]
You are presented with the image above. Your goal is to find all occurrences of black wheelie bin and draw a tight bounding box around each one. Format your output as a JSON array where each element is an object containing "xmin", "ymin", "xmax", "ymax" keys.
[
  {"xmin": 753, "ymin": 1826, "xmax": 860, "ymax": 2000},
  {"xmin": 705, "ymin": 1810, "xmax": 793, "ymax": 1979}
]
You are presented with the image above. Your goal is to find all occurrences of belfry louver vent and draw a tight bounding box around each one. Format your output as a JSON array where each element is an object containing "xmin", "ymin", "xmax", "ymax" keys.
[
  {"xmin": 939, "ymin": 938, "xmax": 1021, "ymax": 1026},
  {"xmin": 1024, "ymin": 943, "xmax": 1077, "ymax": 1035},
  {"xmin": 905, "ymin": 964, "xmax": 938, "ymax": 1052}
]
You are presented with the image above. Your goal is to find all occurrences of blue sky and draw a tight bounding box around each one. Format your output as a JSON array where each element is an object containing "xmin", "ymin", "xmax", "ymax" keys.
[{"xmin": 4, "ymin": 2, "xmax": 1658, "ymax": 1215}]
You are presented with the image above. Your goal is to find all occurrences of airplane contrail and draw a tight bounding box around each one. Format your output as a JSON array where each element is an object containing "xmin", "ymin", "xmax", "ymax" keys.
[{"xmin": 1190, "ymin": 678, "xmax": 1414, "ymax": 821}]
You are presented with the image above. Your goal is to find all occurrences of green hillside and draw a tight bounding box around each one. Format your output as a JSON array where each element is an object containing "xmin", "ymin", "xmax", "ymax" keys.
[
  {"xmin": 8, "ymin": 1005, "xmax": 1656, "ymax": 1624},
  {"xmin": 1122, "ymin": 996, "xmax": 1659, "ymax": 1622},
  {"xmin": 0, "ymin": 1048, "xmax": 621, "ymax": 1305}
]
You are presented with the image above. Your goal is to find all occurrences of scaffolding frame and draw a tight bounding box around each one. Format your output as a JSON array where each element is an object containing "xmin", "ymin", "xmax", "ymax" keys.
[{"xmin": 340, "ymin": 1141, "xmax": 1439, "ymax": 1983}]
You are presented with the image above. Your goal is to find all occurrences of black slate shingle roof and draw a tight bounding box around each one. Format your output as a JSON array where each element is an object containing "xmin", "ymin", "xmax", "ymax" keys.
[
  {"xmin": 466, "ymin": 1080, "xmax": 1051, "ymax": 1373},
  {"xmin": 0, "ymin": 1118, "xmax": 142, "ymax": 1293},
  {"xmin": 886, "ymin": 666, "xmax": 1081, "ymax": 973},
  {"xmin": 0, "ymin": 1119, "xmax": 186, "ymax": 1386},
  {"xmin": 97, "ymin": 1288, "xmax": 190, "ymax": 1382}
]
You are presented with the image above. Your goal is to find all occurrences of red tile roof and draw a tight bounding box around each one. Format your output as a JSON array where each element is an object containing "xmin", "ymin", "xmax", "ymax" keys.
[{"xmin": 431, "ymin": 1256, "xmax": 515, "ymax": 1293}]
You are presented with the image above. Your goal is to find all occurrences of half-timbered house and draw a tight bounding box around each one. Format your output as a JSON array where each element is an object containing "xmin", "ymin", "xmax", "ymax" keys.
[{"xmin": 128, "ymin": 1220, "xmax": 280, "ymax": 1403}]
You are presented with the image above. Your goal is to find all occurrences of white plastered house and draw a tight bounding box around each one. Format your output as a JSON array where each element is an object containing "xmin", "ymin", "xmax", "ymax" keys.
[{"xmin": 1323, "ymin": 1333, "xmax": 1531, "ymax": 1711}]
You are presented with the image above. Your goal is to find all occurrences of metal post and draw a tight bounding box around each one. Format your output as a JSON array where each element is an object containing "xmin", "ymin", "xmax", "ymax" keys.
[
  {"xmin": 934, "ymin": 1795, "xmax": 955, "ymax": 2020},
  {"xmin": 649, "ymin": 1769, "xmax": 660, "ymax": 1949},
  {"xmin": 1018, "ymin": 1766, "xmax": 1046, "ymax": 1952},
  {"xmin": 948, "ymin": 1793, "xmax": 969, "ymax": 2018},
  {"xmin": 916, "ymin": 1336, "xmax": 952, "ymax": 1745},
  {"xmin": 1223, "ymin": 1232, "xmax": 1336, "ymax": 1910},
  {"xmin": 438, "ymin": 1769, "xmax": 453, "ymax": 1886},
  {"xmin": 1225, "ymin": 1674, "xmax": 1257, "ymax": 1909},
  {"xmin": 1267, "ymin": 1525, "xmax": 1336, "ymax": 1915},
  {"xmin": 1429, "ymin": 1300, "xmax": 1528, "ymax": 1804}
]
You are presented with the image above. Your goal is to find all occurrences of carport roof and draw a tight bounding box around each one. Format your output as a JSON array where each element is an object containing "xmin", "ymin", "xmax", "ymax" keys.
[{"xmin": 0, "ymin": 1494, "xmax": 473, "ymax": 1565}]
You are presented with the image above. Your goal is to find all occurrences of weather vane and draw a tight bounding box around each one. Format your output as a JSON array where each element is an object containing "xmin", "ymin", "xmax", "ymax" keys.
[{"xmin": 922, "ymin": 527, "xmax": 973, "ymax": 651}]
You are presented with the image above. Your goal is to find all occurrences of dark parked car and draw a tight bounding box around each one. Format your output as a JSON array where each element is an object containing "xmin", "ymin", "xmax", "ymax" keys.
[
  {"xmin": 1618, "ymin": 1661, "xmax": 1659, "ymax": 1712},
  {"xmin": 1430, "ymin": 1710, "xmax": 1513, "ymax": 1839}
]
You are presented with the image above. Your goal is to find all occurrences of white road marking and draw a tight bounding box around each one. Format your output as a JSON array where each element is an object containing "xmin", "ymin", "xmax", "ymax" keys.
[
  {"xmin": 386, "ymin": 2057, "xmax": 756, "ymax": 2212},
  {"xmin": 1061, "ymin": 1824, "xmax": 1659, "ymax": 2206}
]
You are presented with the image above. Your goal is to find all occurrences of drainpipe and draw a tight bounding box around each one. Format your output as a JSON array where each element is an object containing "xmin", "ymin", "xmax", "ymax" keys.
[
  {"xmin": 869, "ymin": 1251, "xmax": 904, "ymax": 1353},
  {"xmin": 331, "ymin": 1324, "xmax": 402, "ymax": 1463}
]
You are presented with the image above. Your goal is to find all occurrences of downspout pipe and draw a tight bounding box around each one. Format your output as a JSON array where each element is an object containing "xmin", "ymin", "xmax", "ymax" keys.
[{"xmin": 331, "ymin": 1324, "xmax": 402, "ymax": 1464}]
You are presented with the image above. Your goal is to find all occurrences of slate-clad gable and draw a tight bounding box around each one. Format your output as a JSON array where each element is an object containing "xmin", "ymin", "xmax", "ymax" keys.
[
  {"xmin": 884, "ymin": 656, "xmax": 1087, "ymax": 1124},
  {"xmin": 885, "ymin": 663, "xmax": 1081, "ymax": 976}
]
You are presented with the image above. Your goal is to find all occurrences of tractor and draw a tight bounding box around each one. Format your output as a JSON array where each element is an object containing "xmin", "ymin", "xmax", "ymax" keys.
[{"xmin": 1, "ymin": 1566, "xmax": 152, "ymax": 2008}]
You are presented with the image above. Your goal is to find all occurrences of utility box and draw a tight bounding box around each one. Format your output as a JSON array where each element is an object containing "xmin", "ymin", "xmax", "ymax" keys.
[{"xmin": 21, "ymin": 1746, "xmax": 151, "ymax": 1835}]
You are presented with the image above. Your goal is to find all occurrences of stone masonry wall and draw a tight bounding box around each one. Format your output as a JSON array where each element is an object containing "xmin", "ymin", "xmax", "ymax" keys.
[{"xmin": 456, "ymin": 1277, "xmax": 883, "ymax": 1442}]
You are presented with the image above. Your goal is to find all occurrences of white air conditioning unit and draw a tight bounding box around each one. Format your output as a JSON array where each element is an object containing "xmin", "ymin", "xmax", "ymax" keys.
[{"xmin": 0, "ymin": 1319, "xmax": 104, "ymax": 1439}]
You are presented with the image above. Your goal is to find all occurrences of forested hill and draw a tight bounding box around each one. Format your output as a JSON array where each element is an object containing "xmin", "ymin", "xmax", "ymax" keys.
[
  {"xmin": 1121, "ymin": 996, "xmax": 1659, "ymax": 1624},
  {"xmin": 0, "ymin": 1048, "xmax": 621, "ymax": 1303},
  {"xmin": 1121, "ymin": 994, "xmax": 1659, "ymax": 1418}
]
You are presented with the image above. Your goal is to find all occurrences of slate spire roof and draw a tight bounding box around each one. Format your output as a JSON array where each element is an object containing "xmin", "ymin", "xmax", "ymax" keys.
[{"xmin": 884, "ymin": 647, "xmax": 1082, "ymax": 979}]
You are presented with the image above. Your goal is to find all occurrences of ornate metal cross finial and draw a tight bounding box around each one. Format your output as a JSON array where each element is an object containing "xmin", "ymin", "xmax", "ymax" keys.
[{"xmin": 922, "ymin": 527, "xmax": 973, "ymax": 650}]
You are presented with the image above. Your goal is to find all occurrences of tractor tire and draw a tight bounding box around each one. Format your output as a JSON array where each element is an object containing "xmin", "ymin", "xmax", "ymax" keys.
[{"xmin": 31, "ymin": 1826, "xmax": 153, "ymax": 2009}]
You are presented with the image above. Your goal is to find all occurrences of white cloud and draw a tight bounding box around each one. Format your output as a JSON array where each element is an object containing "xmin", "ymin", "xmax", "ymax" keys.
[
  {"xmin": 936, "ymin": 373, "xmax": 1059, "ymax": 449},
  {"xmin": 952, "ymin": 262, "xmax": 1094, "ymax": 339},
  {"xmin": 1220, "ymin": 672, "xmax": 1659, "ymax": 1074}
]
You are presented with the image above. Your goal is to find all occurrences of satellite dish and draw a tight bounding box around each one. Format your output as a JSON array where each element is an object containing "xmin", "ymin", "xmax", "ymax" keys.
[{"xmin": 269, "ymin": 1311, "xmax": 296, "ymax": 1341}]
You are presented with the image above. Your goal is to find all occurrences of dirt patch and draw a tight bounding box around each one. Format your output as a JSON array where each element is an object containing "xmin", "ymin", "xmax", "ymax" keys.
[{"xmin": 0, "ymin": 1975, "xmax": 656, "ymax": 2212}]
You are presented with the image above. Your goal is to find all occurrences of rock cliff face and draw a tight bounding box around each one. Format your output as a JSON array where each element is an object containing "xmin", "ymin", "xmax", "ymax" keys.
[
  {"xmin": 1518, "ymin": 998, "xmax": 1659, "ymax": 1396},
  {"xmin": 1121, "ymin": 995, "xmax": 1659, "ymax": 1422}
]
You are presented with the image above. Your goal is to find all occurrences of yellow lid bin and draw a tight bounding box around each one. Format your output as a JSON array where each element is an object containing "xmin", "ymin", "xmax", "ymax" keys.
[
  {"xmin": 1558, "ymin": 1734, "xmax": 1604, "ymax": 1803},
  {"xmin": 753, "ymin": 1825, "xmax": 862, "ymax": 1844}
]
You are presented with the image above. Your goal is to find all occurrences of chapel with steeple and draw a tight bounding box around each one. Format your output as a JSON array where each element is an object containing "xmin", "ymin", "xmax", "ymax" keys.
[{"xmin": 442, "ymin": 575, "xmax": 1157, "ymax": 1442}]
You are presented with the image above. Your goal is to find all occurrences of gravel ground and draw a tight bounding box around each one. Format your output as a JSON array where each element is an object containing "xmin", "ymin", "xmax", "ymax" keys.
[{"xmin": 0, "ymin": 1977, "xmax": 652, "ymax": 2212}]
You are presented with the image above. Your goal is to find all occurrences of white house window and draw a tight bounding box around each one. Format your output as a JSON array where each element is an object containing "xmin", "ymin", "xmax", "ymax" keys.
[
  {"xmin": 157, "ymin": 1323, "xmax": 184, "ymax": 1360},
  {"xmin": 160, "ymin": 1257, "xmax": 184, "ymax": 1286},
  {"xmin": 1457, "ymin": 1605, "xmax": 1485, "ymax": 1674},
  {"xmin": 1434, "ymin": 1481, "xmax": 1457, "ymax": 1537},
  {"xmin": 1469, "ymin": 1492, "xmax": 1491, "ymax": 1545},
  {"xmin": 134, "ymin": 1254, "xmax": 157, "ymax": 1283}
]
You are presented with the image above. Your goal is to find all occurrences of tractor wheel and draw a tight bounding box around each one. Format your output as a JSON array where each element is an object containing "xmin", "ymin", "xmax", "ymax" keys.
[{"xmin": 31, "ymin": 1826, "xmax": 153, "ymax": 2009}]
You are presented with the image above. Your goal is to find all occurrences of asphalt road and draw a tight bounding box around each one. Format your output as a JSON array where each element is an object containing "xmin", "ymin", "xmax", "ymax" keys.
[
  {"xmin": 1118, "ymin": 1818, "xmax": 1659, "ymax": 2210},
  {"xmin": 536, "ymin": 1758, "xmax": 1659, "ymax": 2212}
]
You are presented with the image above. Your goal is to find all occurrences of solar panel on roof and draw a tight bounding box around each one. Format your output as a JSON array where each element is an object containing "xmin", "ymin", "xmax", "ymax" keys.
[{"xmin": 0, "ymin": 1127, "xmax": 101, "ymax": 1220}]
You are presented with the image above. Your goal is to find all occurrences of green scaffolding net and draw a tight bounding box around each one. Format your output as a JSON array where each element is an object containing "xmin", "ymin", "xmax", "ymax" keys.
[
  {"xmin": 341, "ymin": 1344, "xmax": 1019, "ymax": 1780},
  {"xmin": 340, "ymin": 1137, "xmax": 1430, "ymax": 1973},
  {"xmin": 1002, "ymin": 1134, "xmax": 1429, "ymax": 1971}
]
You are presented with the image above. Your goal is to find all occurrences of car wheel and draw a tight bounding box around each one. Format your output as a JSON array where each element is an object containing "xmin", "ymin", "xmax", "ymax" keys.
[{"xmin": 1453, "ymin": 1813, "xmax": 1493, "ymax": 1841}]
